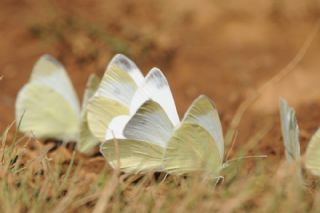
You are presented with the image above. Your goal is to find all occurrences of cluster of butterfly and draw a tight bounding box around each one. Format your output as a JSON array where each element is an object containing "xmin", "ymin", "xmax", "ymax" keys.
[
  {"xmin": 15, "ymin": 54, "xmax": 225, "ymax": 177},
  {"xmin": 15, "ymin": 54, "xmax": 320, "ymax": 178},
  {"xmin": 280, "ymin": 99, "xmax": 320, "ymax": 177}
]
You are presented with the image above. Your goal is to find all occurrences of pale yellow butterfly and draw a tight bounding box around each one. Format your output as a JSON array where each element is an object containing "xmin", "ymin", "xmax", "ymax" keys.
[
  {"xmin": 279, "ymin": 98, "xmax": 300, "ymax": 162},
  {"xmin": 15, "ymin": 54, "xmax": 99, "ymax": 153},
  {"xmin": 305, "ymin": 129, "xmax": 320, "ymax": 176},
  {"xmin": 279, "ymin": 99, "xmax": 320, "ymax": 178}
]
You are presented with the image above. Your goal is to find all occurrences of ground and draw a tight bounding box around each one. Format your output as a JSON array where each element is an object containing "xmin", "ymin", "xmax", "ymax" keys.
[{"xmin": 1, "ymin": 1, "xmax": 320, "ymax": 212}]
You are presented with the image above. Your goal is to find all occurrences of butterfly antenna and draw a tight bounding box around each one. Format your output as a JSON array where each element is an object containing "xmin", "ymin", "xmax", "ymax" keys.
[{"xmin": 225, "ymin": 130, "xmax": 238, "ymax": 161}]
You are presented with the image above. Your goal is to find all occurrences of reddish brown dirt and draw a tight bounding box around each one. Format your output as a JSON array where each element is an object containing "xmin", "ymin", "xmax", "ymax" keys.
[{"xmin": 1, "ymin": 0, "xmax": 320, "ymax": 174}]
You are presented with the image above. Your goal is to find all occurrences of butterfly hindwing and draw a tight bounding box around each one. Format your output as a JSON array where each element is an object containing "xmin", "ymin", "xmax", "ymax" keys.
[
  {"xmin": 163, "ymin": 123, "xmax": 222, "ymax": 176},
  {"xmin": 87, "ymin": 97, "xmax": 128, "ymax": 141},
  {"xmin": 16, "ymin": 84, "xmax": 80, "ymax": 141},
  {"xmin": 100, "ymin": 139, "xmax": 164, "ymax": 173}
]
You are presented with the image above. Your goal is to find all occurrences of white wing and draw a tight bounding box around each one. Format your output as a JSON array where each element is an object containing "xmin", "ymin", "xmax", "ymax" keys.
[
  {"xmin": 105, "ymin": 115, "xmax": 131, "ymax": 140},
  {"xmin": 279, "ymin": 98, "xmax": 300, "ymax": 162},
  {"xmin": 124, "ymin": 100, "xmax": 174, "ymax": 148},
  {"xmin": 30, "ymin": 54, "xmax": 80, "ymax": 115},
  {"xmin": 182, "ymin": 95, "xmax": 224, "ymax": 159},
  {"xmin": 130, "ymin": 68, "xmax": 179, "ymax": 126},
  {"xmin": 94, "ymin": 54, "xmax": 144, "ymax": 106}
]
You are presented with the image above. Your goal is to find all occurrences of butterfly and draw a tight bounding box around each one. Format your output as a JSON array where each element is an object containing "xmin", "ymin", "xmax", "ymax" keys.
[
  {"xmin": 279, "ymin": 98, "xmax": 320, "ymax": 178},
  {"xmin": 15, "ymin": 54, "xmax": 100, "ymax": 153},
  {"xmin": 100, "ymin": 95, "xmax": 224, "ymax": 177},
  {"xmin": 87, "ymin": 54, "xmax": 179, "ymax": 142},
  {"xmin": 279, "ymin": 98, "xmax": 300, "ymax": 162},
  {"xmin": 304, "ymin": 129, "xmax": 320, "ymax": 176}
]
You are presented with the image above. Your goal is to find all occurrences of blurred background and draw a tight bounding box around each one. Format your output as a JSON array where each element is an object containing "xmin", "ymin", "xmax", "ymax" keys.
[{"xmin": 1, "ymin": 0, "xmax": 320, "ymax": 155}]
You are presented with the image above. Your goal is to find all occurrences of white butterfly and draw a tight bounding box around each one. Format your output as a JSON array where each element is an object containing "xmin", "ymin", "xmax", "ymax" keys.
[
  {"xmin": 279, "ymin": 98, "xmax": 300, "ymax": 162},
  {"xmin": 15, "ymin": 54, "xmax": 99, "ymax": 153},
  {"xmin": 87, "ymin": 54, "xmax": 179, "ymax": 142},
  {"xmin": 101, "ymin": 95, "xmax": 224, "ymax": 176},
  {"xmin": 279, "ymin": 98, "xmax": 320, "ymax": 177}
]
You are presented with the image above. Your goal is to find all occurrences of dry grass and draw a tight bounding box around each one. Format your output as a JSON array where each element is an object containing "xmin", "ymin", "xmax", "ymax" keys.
[{"xmin": 1, "ymin": 124, "xmax": 320, "ymax": 213}]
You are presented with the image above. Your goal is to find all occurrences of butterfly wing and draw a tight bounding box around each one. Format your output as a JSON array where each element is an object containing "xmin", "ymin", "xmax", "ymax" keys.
[
  {"xmin": 163, "ymin": 95, "xmax": 223, "ymax": 176},
  {"xmin": 101, "ymin": 100, "xmax": 174, "ymax": 173},
  {"xmin": 77, "ymin": 74, "xmax": 101, "ymax": 153},
  {"xmin": 305, "ymin": 129, "xmax": 320, "ymax": 176},
  {"xmin": 81, "ymin": 74, "xmax": 101, "ymax": 109},
  {"xmin": 105, "ymin": 115, "xmax": 131, "ymax": 140},
  {"xmin": 129, "ymin": 68, "xmax": 180, "ymax": 126},
  {"xmin": 279, "ymin": 98, "xmax": 300, "ymax": 162},
  {"xmin": 100, "ymin": 139, "xmax": 164, "ymax": 173},
  {"xmin": 163, "ymin": 123, "xmax": 222, "ymax": 176},
  {"xmin": 30, "ymin": 54, "xmax": 80, "ymax": 114},
  {"xmin": 15, "ymin": 55, "xmax": 80, "ymax": 142},
  {"xmin": 124, "ymin": 100, "xmax": 174, "ymax": 147},
  {"xmin": 182, "ymin": 95, "xmax": 224, "ymax": 159},
  {"xmin": 87, "ymin": 54, "xmax": 144, "ymax": 141}
]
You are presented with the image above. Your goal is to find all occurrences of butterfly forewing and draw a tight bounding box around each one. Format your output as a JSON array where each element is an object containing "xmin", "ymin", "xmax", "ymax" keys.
[
  {"xmin": 124, "ymin": 100, "xmax": 174, "ymax": 148},
  {"xmin": 129, "ymin": 68, "xmax": 180, "ymax": 126},
  {"xmin": 94, "ymin": 54, "xmax": 144, "ymax": 106},
  {"xmin": 30, "ymin": 54, "xmax": 80, "ymax": 115}
]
